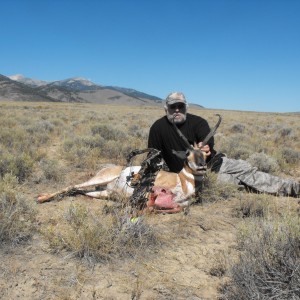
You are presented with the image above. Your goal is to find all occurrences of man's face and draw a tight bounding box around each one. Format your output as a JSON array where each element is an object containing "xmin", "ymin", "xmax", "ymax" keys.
[{"xmin": 166, "ymin": 102, "xmax": 187, "ymax": 124}]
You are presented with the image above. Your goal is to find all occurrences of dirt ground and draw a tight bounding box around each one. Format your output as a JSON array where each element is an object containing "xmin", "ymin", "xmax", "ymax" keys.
[
  {"xmin": 0, "ymin": 189, "xmax": 244, "ymax": 300},
  {"xmin": 1, "ymin": 104, "xmax": 299, "ymax": 299}
]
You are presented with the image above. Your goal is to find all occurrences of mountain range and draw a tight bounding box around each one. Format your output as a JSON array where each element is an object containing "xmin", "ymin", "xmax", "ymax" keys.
[{"xmin": 0, "ymin": 74, "xmax": 164, "ymax": 106}]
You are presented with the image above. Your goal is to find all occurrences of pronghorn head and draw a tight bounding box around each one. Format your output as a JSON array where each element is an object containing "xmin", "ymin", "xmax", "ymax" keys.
[{"xmin": 172, "ymin": 114, "xmax": 222, "ymax": 175}]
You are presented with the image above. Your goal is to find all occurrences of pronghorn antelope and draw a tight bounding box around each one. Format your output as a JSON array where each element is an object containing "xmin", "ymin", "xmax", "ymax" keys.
[{"xmin": 37, "ymin": 114, "xmax": 222, "ymax": 212}]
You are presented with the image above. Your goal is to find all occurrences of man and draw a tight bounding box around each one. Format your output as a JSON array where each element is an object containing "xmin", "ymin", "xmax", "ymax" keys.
[
  {"xmin": 148, "ymin": 91, "xmax": 220, "ymax": 173},
  {"xmin": 148, "ymin": 92, "xmax": 299, "ymax": 197}
]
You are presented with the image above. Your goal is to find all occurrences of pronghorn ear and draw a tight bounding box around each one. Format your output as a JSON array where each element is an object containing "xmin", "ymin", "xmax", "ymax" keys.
[{"xmin": 172, "ymin": 150, "xmax": 187, "ymax": 160}]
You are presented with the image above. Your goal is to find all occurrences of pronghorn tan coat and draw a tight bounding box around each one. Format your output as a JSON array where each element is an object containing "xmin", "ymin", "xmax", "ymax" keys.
[{"xmin": 37, "ymin": 115, "xmax": 222, "ymax": 210}]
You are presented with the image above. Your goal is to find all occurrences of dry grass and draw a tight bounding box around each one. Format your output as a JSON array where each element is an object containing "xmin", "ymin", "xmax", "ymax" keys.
[
  {"xmin": 196, "ymin": 171, "xmax": 239, "ymax": 204},
  {"xmin": 0, "ymin": 101, "xmax": 299, "ymax": 299},
  {"xmin": 0, "ymin": 174, "xmax": 36, "ymax": 244},
  {"xmin": 42, "ymin": 202, "xmax": 160, "ymax": 263},
  {"xmin": 1, "ymin": 102, "xmax": 299, "ymax": 178},
  {"xmin": 221, "ymin": 209, "xmax": 300, "ymax": 299}
]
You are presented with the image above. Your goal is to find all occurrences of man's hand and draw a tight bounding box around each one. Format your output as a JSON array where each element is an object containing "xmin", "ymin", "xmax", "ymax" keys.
[{"xmin": 197, "ymin": 142, "xmax": 211, "ymax": 157}]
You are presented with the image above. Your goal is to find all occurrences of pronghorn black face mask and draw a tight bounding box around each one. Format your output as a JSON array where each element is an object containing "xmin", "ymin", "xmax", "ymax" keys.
[{"xmin": 172, "ymin": 147, "xmax": 207, "ymax": 175}]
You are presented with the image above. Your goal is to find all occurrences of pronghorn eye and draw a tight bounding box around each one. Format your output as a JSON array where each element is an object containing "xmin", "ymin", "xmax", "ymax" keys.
[{"xmin": 185, "ymin": 150, "xmax": 190, "ymax": 156}]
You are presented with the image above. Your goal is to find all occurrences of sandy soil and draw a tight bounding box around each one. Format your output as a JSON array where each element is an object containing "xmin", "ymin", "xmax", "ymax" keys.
[
  {"xmin": 0, "ymin": 191, "xmax": 242, "ymax": 300},
  {"xmin": 1, "ymin": 105, "xmax": 298, "ymax": 299}
]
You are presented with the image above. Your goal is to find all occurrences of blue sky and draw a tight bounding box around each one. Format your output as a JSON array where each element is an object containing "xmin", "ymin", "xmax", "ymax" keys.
[{"xmin": 1, "ymin": 0, "xmax": 299, "ymax": 112}]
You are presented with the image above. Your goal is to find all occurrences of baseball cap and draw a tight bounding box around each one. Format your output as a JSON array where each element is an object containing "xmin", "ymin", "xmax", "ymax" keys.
[{"xmin": 165, "ymin": 92, "xmax": 187, "ymax": 105}]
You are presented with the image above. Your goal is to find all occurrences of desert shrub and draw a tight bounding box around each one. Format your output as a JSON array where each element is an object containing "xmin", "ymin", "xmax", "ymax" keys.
[
  {"xmin": 196, "ymin": 171, "xmax": 238, "ymax": 203},
  {"xmin": 235, "ymin": 194, "xmax": 274, "ymax": 219},
  {"xmin": 255, "ymin": 124, "xmax": 269, "ymax": 134},
  {"xmin": 81, "ymin": 135, "xmax": 106, "ymax": 149},
  {"xmin": 62, "ymin": 136, "xmax": 79, "ymax": 153},
  {"xmin": 221, "ymin": 216, "xmax": 300, "ymax": 299},
  {"xmin": 274, "ymin": 126, "xmax": 297, "ymax": 143},
  {"xmin": 209, "ymin": 250, "xmax": 228, "ymax": 278},
  {"xmin": 0, "ymin": 127, "xmax": 33, "ymax": 150},
  {"xmin": 32, "ymin": 158, "xmax": 65, "ymax": 183},
  {"xmin": 0, "ymin": 118, "xmax": 48, "ymax": 158},
  {"xmin": 246, "ymin": 152, "xmax": 279, "ymax": 174},
  {"xmin": 24, "ymin": 120, "xmax": 58, "ymax": 145},
  {"xmin": 0, "ymin": 151, "xmax": 34, "ymax": 182},
  {"xmin": 85, "ymin": 111, "xmax": 101, "ymax": 121},
  {"xmin": 277, "ymin": 126, "xmax": 294, "ymax": 137},
  {"xmin": 68, "ymin": 145, "xmax": 94, "ymax": 168},
  {"xmin": 128, "ymin": 124, "xmax": 148, "ymax": 139},
  {"xmin": 51, "ymin": 118, "xmax": 64, "ymax": 128},
  {"xmin": 218, "ymin": 134, "xmax": 252, "ymax": 160},
  {"xmin": 0, "ymin": 174, "xmax": 36, "ymax": 245},
  {"xmin": 43, "ymin": 203, "xmax": 159, "ymax": 263},
  {"xmin": 230, "ymin": 123, "xmax": 245, "ymax": 133},
  {"xmin": 90, "ymin": 124, "xmax": 125, "ymax": 141},
  {"xmin": 101, "ymin": 140, "xmax": 133, "ymax": 162},
  {"xmin": 280, "ymin": 148, "xmax": 300, "ymax": 165},
  {"xmin": 26, "ymin": 120, "xmax": 55, "ymax": 134},
  {"xmin": 62, "ymin": 134, "xmax": 132, "ymax": 167}
]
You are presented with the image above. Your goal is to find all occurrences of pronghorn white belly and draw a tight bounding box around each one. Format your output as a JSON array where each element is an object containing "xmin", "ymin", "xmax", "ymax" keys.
[
  {"xmin": 83, "ymin": 166, "xmax": 141, "ymax": 198},
  {"xmin": 106, "ymin": 166, "xmax": 141, "ymax": 196}
]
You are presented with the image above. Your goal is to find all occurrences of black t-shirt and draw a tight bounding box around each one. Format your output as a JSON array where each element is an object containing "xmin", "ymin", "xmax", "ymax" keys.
[{"xmin": 148, "ymin": 113, "xmax": 217, "ymax": 173}]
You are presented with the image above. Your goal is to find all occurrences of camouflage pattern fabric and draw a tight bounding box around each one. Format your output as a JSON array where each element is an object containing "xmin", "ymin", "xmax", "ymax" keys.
[{"xmin": 218, "ymin": 157, "xmax": 300, "ymax": 197}]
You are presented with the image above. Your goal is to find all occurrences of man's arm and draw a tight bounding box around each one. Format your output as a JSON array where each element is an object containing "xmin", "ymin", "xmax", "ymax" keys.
[{"xmin": 195, "ymin": 119, "xmax": 216, "ymax": 159}]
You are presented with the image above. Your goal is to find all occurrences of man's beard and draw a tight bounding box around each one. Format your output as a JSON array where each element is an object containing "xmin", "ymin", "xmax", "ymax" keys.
[{"xmin": 166, "ymin": 111, "xmax": 187, "ymax": 125}]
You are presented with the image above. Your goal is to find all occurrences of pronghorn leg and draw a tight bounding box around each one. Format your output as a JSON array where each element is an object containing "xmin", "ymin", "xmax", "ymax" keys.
[
  {"xmin": 37, "ymin": 165, "xmax": 124, "ymax": 203},
  {"xmin": 74, "ymin": 165, "xmax": 124, "ymax": 188},
  {"xmin": 84, "ymin": 190, "xmax": 110, "ymax": 198},
  {"xmin": 37, "ymin": 185, "xmax": 80, "ymax": 203}
]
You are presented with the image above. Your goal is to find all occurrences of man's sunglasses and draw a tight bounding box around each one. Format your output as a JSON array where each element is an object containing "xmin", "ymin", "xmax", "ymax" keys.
[{"xmin": 168, "ymin": 103, "xmax": 186, "ymax": 110}]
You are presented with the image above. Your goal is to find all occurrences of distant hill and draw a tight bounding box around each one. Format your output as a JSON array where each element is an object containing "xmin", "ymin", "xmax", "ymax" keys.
[
  {"xmin": 46, "ymin": 77, "xmax": 101, "ymax": 91},
  {"xmin": 0, "ymin": 75, "xmax": 59, "ymax": 102},
  {"xmin": 2, "ymin": 74, "xmax": 163, "ymax": 106},
  {"xmin": 8, "ymin": 74, "xmax": 49, "ymax": 87},
  {"xmin": 104, "ymin": 86, "xmax": 162, "ymax": 102},
  {"xmin": 2, "ymin": 74, "xmax": 205, "ymax": 108}
]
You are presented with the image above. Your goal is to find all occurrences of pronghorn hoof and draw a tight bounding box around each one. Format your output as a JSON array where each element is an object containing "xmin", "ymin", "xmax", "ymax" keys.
[{"xmin": 36, "ymin": 194, "xmax": 52, "ymax": 203}]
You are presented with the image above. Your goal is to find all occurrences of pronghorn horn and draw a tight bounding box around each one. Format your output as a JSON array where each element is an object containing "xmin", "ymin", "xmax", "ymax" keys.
[
  {"xmin": 172, "ymin": 117, "xmax": 194, "ymax": 150},
  {"xmin": 201, "ymin": 114, "xmax": 222, "ymax": 147}
]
